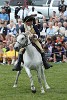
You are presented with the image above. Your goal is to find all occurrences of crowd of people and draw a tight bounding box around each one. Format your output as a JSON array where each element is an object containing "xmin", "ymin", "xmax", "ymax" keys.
[{"xmin": 0, "ymin": 1, "xmax": 67, "ymax": 66}]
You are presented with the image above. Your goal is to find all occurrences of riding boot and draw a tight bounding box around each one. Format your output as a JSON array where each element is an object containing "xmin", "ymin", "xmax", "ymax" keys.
[
  {"xmin": 12, "ymin": 53, "xmax": 23, "ymax": 71},
  {"xmin": 41, "ymin": 52, "xmax": 53, "ymax": 69}
]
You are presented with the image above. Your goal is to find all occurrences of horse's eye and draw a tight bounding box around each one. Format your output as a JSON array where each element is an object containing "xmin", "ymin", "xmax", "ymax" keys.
[{"xmin": 21, "ymin": 38, "xmax": 24, "ymax": 40}]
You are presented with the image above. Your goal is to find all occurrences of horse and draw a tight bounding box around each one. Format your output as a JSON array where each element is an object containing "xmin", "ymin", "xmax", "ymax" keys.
[{"xmin": 13, "ymin": 33, "xmax": 50, "ymax": 93}]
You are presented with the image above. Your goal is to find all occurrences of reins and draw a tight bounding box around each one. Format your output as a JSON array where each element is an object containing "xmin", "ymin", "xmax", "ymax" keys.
[{"xmin": 16, "ymin": 40, "xmax": 32, "ymax": 48}]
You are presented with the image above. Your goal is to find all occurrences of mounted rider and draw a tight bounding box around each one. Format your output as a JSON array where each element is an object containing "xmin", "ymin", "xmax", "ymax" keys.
[{"xmin": 12, "ymin": 15, "xmax": 52, "ymax": 71}]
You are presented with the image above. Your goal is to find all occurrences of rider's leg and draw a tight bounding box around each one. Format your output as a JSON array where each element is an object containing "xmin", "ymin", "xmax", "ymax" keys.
[
  {"xmin": 12, "ymin": 48, "xmax": 25, "ymax": 71},
  {"xmin": 32, "ymin": 41, "xmax": 52, "ymax": 69},
  {"xmin": 41, "ymin": 52, "xmax": 52, "ymax": 69}
]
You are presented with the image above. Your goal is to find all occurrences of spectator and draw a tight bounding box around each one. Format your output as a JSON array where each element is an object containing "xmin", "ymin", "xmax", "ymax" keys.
[
  {"xmin": 7, "ymin": 19, "xmax": 17, "ymax": 36},
  {"xmin": 46, "ymin": 22, "xmax": 56, "ymax": 36},
  {"xmin": 63, "ymin": 21, "xmax": 67, "ymax": 41},
  {"xmin": 16, "ymin": 18, "xmax": 24, "ymax": 34},
  {"xmin": 52, "ymin": 11, "xmax": 58, "ymax": 22},
  {"xmin": 2, "ymin": 40, "xmax": 7, "ymax": 64},
  {"xmin": 5, "ymin": 32, "xmax": 16, "ymax": 45},
  {"xmin": 0, "ymin": 7, "xmax": 9, "ymax": 25},
  {"xmin": 63, "ymin": 9, "xmax": 67, "ymax": 17},
  {"xmin": 28, "ymin": 6, "xmax": 37, "ymax": 17},
  {"xmin": 41, "ymin": 22, "xmax": 48, "ymax": 33},
  {"xmin": 4, "ymin": 1, "xmax": 11, "ymax": 24},
  {"xmin": 35, "ymin": 18, "xmax": 42, "ymax": 32},
  {"xmin": 53, "ymin": 21, "xmax": 59, "ymax": 34},
  {"xmin": 42, "ymin": 15, "xmax": 47, "ymax": 23},
  {"xmin": 45, "ymin": 37, "xmax": 53, "ymax": 54},
  {"xmin": 51, "ymin": 43, "xmax": 58, "ymax": 61},
  {"xmin": 0, "ymin": 20, "xmax": 9, "ymax": 40},
  {"xmin": 40, "ymin": 15, "xmax": 47, "ymax": 27},
  {"xmin": 58, "ymin": 0, "xmax": 66, "ymax": 16},
  {"xmin": 64, "ymin": 30, "xmax": 67, "ymax": 41},
  {"xmin": 17, "ymin": 5, "xmax": 29, "ymax": 21},
  {"xmin": 63, "ymin": 21, "xmax": 67, "ymax": 30},
  {"xmin": 58, "ymin": 21, "xmax": 65, "ymax": 35},
  {"xmin": 43, "ymin": 45, "xmax": 53, "ymax": 62},
  {"xmin": 2, "ymin": 40, "xmax": 9, "ymax": 52},
  {"xmin": 40, "ymin": 22, "xmax": 48, "ymax": 37},
  {"xmin": 53, "ymin": 43, "xmax": 65, "ymax": 62},
  {"xmin": 55, "ymin": 35, "xmax": 63, "ymax": 44},
  {"xmin": 15, "ymin": 2, "xmax": 22, "ymax": 22},
  {"xmin": 3, "ymin": 44, "xmax": 18, "ymax": 65}
]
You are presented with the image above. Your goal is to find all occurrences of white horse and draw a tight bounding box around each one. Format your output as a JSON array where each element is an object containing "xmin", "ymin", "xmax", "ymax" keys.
[{"xmin": 13, "ymin": 33, "xmax": 50, "ymax": 93}]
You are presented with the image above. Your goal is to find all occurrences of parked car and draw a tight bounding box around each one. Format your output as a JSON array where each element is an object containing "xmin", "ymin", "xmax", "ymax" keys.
[
  {"xmin": 28, "ymin": 0, "xmax": 67, "ymax": 19},
  {"xmin": 0, "ymin": 5, "xmax": 44, "ymax": 23}
]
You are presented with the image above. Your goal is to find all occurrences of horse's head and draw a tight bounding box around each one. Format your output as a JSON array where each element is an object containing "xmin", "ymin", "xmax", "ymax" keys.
[{"xmin": 14, "ymin": 33, "xmax": 28, "ymax": 51}]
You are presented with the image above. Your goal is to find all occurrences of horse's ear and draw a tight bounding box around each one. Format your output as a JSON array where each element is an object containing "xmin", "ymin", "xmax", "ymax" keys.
[
  {"xmin": 21, "ymin": 32, "xmax": 25, "ymax": 36},
  {"xmin": 24, "ymin": 32, "xmax": 29, "ymax": 37},
  {"xmin": 21, "ymin": 32, "xmax": 28, "ymax": 38},
  {"xmin": 25, "ymin": 32, "xmax": 28, "ymax": 36}
]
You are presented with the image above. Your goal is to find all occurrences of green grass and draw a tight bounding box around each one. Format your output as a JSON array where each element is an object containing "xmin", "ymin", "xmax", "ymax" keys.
[{"xmin": 0, "ymin": 62, "xmax": 67, "ymax": 100}]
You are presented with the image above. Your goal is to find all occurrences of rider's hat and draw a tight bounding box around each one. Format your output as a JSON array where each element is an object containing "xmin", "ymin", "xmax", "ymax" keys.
[{"xmin": 24, "ymin": 15, "xmax": 34, "ymax": 22}]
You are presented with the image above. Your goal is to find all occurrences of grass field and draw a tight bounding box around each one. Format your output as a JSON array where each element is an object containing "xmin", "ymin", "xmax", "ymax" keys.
[{"xmin": 0, "ymin": 62, "xmax": 67, "ymax": 100}]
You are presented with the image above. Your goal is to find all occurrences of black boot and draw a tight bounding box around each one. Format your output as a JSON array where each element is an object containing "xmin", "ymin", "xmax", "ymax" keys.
[
  {"xmin": 12, "ymin": 53, "xmax": 23, "ymax": 71},
  {"xmin": 41, "ymin": 52, "xmax": 53, "ymax": 69}
]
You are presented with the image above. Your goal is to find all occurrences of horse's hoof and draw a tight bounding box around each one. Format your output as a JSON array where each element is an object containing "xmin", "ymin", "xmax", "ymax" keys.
[
  {"xmin": 41, "ymin": 90, "xmax": 45, "ymax": 94},
  {"xmin": 31, "ymin": 86, "xmax": 36, "ymax": 93},
  {"xmin": 13, "ymin": 84, "xmax": 17, "ymax": 88},
  {"xmin": 31, "ymin": 89, "xmax": 36, "ymax": 93},
  {"xmin": 46, "ymin": 86, "xmax": 50, "ymax": 90},
  {"xmin": 41, "ymin": 87, "xmax": 45, "ymax": 94}
]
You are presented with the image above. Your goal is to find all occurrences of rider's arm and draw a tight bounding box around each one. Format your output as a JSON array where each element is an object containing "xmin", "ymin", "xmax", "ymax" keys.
[{"xmin": 33, "ymin": 25, "xmax": 40, "ymax": 38}]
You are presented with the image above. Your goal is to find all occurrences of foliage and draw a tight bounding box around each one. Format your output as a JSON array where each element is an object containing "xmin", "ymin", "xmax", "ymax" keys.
[{"xmin": 0, "ymin": 62, "xmax": 67, "ymax": 100}]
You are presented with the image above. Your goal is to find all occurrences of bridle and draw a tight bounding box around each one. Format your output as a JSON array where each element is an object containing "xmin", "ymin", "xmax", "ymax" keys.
[{"xmin": 16, "ymin": 34, "xmax": 31, "ymax": 48}]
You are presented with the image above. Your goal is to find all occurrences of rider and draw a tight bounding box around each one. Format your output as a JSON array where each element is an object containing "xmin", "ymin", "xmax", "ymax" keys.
[{"xmin": 12, "ymin": 15, "xmax": 52, "ymax": 71}]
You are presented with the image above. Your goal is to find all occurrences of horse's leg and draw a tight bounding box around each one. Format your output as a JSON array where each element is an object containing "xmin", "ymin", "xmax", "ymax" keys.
[
  {"xmin": 24, "ymin": 67, "xmax": 36, "ymax": 93},
  {"xmin": 37, "ymin": 66, "xmax": 45, "ymax": 93},
  {"xmin": 13, "ymin": 71, "xmax": 21, "ymax": 87},
  {"xmin": 41, "ymin": 66, "xmax": 50, "ymax": 89}
]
